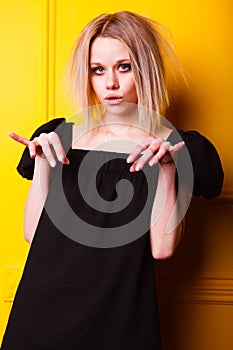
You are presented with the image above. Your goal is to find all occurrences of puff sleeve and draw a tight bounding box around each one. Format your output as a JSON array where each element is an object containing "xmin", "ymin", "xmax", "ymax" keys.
[
  {"xmin": 16, "ymin": 118, "xmax": 66, "ymax": 180},
  {"xmin": 168, "ymin": 130, "xmax": 224, "ymax": 199}
]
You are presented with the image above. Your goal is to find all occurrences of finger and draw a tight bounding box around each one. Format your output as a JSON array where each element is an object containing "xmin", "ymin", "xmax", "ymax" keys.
[
  {"xmin": 129, "ymin": 137, "xmax": 168, "ymax": 172},
  {"xmin": 149, "ymin": 141, "xmax": 185, "ymax": 166},
  {"xmin": 129, "ymin": 147, "xmax": 156, "ymax": 172},
  {"xmin": 166, "ymin": 141, "xmax": 185, "ymax": 160},
  {"xmin": 36, "ymin": 133, "xmax": 58, "ymax": 167},
  {"xmin": 48, "ymin": 132, "xmax": 69, "ymax": 164},
  {"xmin": 149, "ymin": 142, "xmax": 171, "ymax": 166},
  {"xmin": 28, "ymin": 141, "xmax": 39, "ymax": 158},
  {"xmin": 127, "ymin": 137, "xmax": 156, "ymax": 163},
  {"xmin": 8, "ymin": 131, "xmax": 30, "ymax": 147},
  {"xmin": 129, "ymin": 138, "xmax": 167, "ymax": 172},
  {"xmin": 169, "ymin": 141, "xmax": 185, "ymax": 153}
]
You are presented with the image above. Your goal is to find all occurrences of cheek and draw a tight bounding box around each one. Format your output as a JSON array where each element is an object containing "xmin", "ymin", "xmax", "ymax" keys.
[
  {"xmin": 126, "ymin": 77, "xmax": 136, "ymax": 92},
  {"xmin": 127, "ymin": 79, "xmax": 137, "ymax": 98}
]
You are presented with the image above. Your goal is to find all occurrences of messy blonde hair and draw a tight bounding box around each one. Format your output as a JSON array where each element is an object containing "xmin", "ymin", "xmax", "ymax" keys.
[{"xmin": 68, "ymin": 11, "xmax": 185, "ymax": 133}]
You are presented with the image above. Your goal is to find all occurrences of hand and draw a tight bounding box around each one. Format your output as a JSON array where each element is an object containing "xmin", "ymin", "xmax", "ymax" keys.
[
  {"xmin": 126, "ymin": 137, "xmax": 184, "ymax": 172},
  {"xmin": 8, "ymin": 131, "xmax": 69, "ymax": 167}
]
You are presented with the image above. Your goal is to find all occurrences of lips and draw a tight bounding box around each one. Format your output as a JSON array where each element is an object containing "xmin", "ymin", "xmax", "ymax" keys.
[{"xmin": 104, "ymin": 94, "xmax": 123, "ymax": 105}]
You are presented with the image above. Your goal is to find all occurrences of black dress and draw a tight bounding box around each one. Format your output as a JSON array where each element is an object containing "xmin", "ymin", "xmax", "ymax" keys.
[{"xmin": 1, "ymin": 119, "xmax": 224, "ymax": 350}]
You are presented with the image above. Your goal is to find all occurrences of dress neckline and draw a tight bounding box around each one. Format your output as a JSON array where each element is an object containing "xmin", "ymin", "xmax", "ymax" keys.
[
  {"xmin": 70, "ymin": 148, "xmax": 131, "ymax": 156},
  {"xmin": 70, "ymin": 127, "xmax": 176, "ymax": 154}
]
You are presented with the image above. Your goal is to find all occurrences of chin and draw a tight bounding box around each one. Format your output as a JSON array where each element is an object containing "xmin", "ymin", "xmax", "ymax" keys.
[{"xmin": 103, "ymin": 102, "xmax": 138, "ymax": 117}]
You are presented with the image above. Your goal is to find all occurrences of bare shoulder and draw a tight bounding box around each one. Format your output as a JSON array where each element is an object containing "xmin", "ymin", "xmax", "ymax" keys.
[
  {"xmin": 72, "ymin": 122, "xmax": 89, "ymax": 149},
  {"xmin": 72, "ymin": 123, "xmax": 107, "ymax": 149},
  {"xmin": 155, "ymin": 125, "xmax": 173, "ymax": 141}
]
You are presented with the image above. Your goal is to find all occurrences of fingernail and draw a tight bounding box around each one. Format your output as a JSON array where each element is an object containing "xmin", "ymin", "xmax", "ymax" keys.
[
  {"xmin": 63, "ymin": 158, "xmax": 70, "ymax": 165},
  {"xmin": 129, "ymin": 166, "xmax": 134, "ymax": 172},
  {"xmin": 135, "ymin": 164, "xmax": 141, "ymax": 172},
  {"xmin": 126, "ymin": 157, "xmax": 132, "ymax": 163},
  {"xmin": 50, "ymin": 161, "xmax": 56, "ymax": 167},
  {"xmin": 149, "ymin": 160, "xmax": 154, "ymax": 166}
]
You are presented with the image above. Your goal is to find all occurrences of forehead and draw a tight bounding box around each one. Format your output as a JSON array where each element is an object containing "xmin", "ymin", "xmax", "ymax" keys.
[{"xmin": 90, "ymin": 37, "xmax": 130, "ymax": 63}]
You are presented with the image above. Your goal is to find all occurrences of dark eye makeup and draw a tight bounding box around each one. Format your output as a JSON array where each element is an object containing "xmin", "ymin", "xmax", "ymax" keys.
[{"xmin": 90, "ymin": 63, "xmax": 131, "ymax": 75}]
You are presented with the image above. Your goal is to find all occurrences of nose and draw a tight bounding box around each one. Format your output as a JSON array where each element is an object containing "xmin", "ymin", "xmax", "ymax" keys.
[{"xmin": 106, "ymin": 70, "xmax": 119, "ymax": 90}]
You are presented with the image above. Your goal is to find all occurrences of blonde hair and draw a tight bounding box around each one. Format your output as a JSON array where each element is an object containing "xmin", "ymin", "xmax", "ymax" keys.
[{"xmin": 68, "ymin": 11, "xmax": 186, "ymax": 133}]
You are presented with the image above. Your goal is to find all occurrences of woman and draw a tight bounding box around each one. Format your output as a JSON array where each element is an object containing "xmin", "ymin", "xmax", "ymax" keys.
[{"xmin": 1, "ymin": 11, "xmax": 223, "ymax": 349}]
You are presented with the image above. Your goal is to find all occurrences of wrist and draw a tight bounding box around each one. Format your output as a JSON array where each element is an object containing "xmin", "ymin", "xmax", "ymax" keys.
[
  {"xmin": 159, "ymin": 162, "xmax": 176, "ymax": 189},
  {"xmin": 33, "ymin": 155, "xmax": 51, "ymax": 178},
  {"xmin": 160, "ymin": 161, "xmax": 176, "ymax": 173}
]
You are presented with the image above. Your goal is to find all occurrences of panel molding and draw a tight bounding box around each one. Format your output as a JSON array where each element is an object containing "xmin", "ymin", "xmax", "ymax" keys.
[
  {"xmin": 192, "ymin": 189, "xmax": 233, "ymax": 204},
  {"xmin": 156, "ymin": 269, "xmax": 233, "ymax": 305},
  {"xmin": 2, "ymin": 266, "xmax": 24, "ymax": 303},
  {"xmin": 43, "ymin": 0, "xmax": 56, "ymax": 121},
  {"xmin": 217, "ymin": 189, "xmax": 233, "ymax": 202}
]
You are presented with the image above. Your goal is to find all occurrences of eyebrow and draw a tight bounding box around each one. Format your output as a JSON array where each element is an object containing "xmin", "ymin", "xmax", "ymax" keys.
[{"xmin": 90, "ymin": 59, "xmax": 131, "ymax": 65}]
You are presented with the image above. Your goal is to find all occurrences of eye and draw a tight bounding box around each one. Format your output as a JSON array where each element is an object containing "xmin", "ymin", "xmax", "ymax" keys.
[
  {"xmin": 91, "ymin": 66, "xmax": 105, "ymax": 75},
  {"xmin": 119, "ymin": 63, "xmax": 131, "ymax": 72}
]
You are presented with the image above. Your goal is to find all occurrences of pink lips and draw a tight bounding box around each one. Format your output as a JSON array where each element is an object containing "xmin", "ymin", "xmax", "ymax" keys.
[{"xmin": 104, "ymin": 94, "xmax": 123, "ymax": 105}]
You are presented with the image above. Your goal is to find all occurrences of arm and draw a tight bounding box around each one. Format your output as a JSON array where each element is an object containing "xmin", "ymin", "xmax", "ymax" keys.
[
  {"xmin": 24, "ymin": 156, "xmax": 51, "ymax": 244},
  {"xmin": 150, "ymin": 163, "xmax": 183, "ymax": 260},
  {"xmin": 127, "ymin": 135, "xmax": 185, "ymax": 260},
  {"xmin": 8, "ymin": 130, "xmax": 69, "ymax": 244}
]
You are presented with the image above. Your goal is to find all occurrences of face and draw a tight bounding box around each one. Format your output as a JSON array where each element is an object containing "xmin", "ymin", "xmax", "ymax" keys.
[{"xmin": 89, "ymin": 37, "xmax": 138, "ymax": 112}]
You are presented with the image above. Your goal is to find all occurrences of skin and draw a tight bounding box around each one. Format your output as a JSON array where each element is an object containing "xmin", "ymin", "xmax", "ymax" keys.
[
  {"xmin": 9, "ymin": 37, "xmax": 184, "ymax": 169},
  {"xmin": 8, "ymin": 37, "xmax": 185, "ymax": 257},
  {"xmin": 90, "ymin": 37, "xmax": 138, "ymax": 109}
]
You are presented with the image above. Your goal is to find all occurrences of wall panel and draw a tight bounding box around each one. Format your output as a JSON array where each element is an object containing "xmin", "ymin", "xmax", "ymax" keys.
[
  {"xmin": 1, "ymin": 1, "xmax": 232, "ymax": 347},
  {"xmin": 156, "ymin": 197, "xmax": 233, "ymax": 349},
  {"xmin": 0, "ymin": 0, "xmax": 49, "ymax": 341}
]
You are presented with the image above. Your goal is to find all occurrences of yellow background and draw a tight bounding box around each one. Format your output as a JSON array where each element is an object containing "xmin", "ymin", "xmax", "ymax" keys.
[{"xmin": 0, "ymin": 1, "xmax": 232, "ymax": 348}]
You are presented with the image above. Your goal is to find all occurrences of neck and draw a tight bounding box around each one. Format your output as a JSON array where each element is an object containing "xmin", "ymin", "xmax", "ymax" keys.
[{"xmin": 101, "ymin": 107, "xmax": 140, "ymax": 136}]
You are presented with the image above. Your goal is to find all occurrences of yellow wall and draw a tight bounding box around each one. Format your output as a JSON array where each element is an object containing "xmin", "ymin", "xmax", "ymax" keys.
[{"xmin": 0, "ymin": 0, "xmax": 232, "ymax": 348}]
